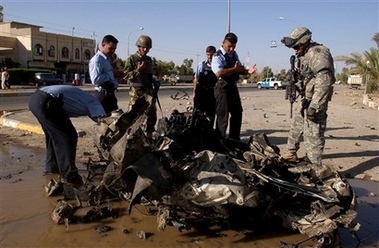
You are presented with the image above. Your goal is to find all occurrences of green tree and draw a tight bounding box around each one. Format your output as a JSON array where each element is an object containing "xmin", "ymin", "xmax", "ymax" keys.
[
  {"xmin": 275, "ymin": 69, "xmax": 287, "ymax": 80},
  {"xmin": 373, "ymin": 33, "xmax": 379, "ymax": 49},
  {"xmin": 175, "ymin": 58, "xmax": 194, "ymax": 75},
  {"xmin": 259, "ymin": 66, "xmax": 274, "ymax": 80},
  {"xmin": 0, "ymin": 57, "xmax": 21, "ymax": 68},
  {"xmin": 335, "ymin": 47, "xmax": 379, "ymax": 93}
]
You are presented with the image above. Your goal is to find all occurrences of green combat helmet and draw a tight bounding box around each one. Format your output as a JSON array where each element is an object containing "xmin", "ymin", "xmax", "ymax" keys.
[
  {"xmin": 136, "ymin": 35, "xmax": 152, "ymax": 48},
  {"xmin": 281, "ymin": 27, "xmax": 312, "ymax": 48}
]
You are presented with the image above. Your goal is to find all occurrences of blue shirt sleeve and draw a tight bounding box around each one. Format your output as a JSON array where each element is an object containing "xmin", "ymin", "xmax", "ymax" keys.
[
  {"xmin": 195, "ymin": 61, "xmax": 203, "ymax": 79},
  {"xmin": 211, "ymin": 53, "xmax": 225, "ymax": 75},
  {"xmin": 89, "ymin": 52, "xmax": 118, "ymax": 88}
]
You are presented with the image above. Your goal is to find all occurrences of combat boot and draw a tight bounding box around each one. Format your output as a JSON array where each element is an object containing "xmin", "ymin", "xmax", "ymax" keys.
[{"xmin": 281, "ymin": 151, "xmax": 298, "ymax": 163}]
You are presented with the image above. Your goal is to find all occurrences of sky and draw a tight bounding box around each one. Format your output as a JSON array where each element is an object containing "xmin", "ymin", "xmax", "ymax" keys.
[{"xmin": 0, "ymin": 0, "xmax": 378, "ymax": 73}]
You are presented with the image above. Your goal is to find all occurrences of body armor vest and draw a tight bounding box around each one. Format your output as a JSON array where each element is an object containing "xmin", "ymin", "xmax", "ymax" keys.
[
  {"xmin": 198, "ymin": 61, "xmax": 217, "ymax": 87},
  {"xmin": 129, "ymin": 54, "xmax": 153, "ymax": 87}
]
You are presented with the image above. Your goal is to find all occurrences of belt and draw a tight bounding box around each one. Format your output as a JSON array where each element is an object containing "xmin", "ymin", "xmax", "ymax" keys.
[{"xmin": 36, "ymin": 89, "xmax": 55, "ymax": 99}]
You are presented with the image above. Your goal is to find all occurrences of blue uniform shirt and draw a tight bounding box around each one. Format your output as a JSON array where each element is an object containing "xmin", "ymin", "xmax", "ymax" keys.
[
  {"xmin": 211, "ymin": 46, "xmax": 242, "ymax": 75},
  {"xmin": 40, "ymin": 85, "xmax": 106, "ymax": 121},
  {"xmin": 89, "ymin": 51, "xmax": 118, "ymax": 89}
]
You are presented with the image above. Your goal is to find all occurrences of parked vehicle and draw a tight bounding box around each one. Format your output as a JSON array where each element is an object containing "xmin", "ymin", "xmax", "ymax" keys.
[
  {"xmin": 162, "ymin": 74, "xmax": 194, "ymax": 86},
  {"xmin": 162, "ymin": 74, "xmax": 179, "ymax": 86},
  {"xmin": 257, "ymin": 77, "xmax": 283, "ymax": 90},
  {"xmin": 34, "ymin": 73, "xmax": 62, "ymax": 86},
  {"xmin": 347, "ymin": 74, "xmax": 363, "ymax": 89}
]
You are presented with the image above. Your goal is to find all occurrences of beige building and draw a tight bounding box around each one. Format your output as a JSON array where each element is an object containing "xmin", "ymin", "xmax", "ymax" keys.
[{"xmin": 0, "ymin": 21, "xmax": 95, "ymax": 82}]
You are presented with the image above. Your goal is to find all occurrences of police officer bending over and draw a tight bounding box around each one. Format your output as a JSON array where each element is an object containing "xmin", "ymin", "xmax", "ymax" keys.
[{"xmin": 29, "ymin": 85, "xmax": 106, "ymax": 184}]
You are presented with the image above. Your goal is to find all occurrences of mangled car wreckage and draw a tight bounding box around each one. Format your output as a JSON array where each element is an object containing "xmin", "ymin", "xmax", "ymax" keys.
[{"xmin": 46, "ymin": 95, "xmax": 359, "ymax": 247}]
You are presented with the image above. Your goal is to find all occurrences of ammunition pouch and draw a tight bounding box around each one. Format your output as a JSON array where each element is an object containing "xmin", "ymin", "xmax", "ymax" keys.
[{"xmin": 100, "ymin": 81, "xmax": 115, "ymax": 97}]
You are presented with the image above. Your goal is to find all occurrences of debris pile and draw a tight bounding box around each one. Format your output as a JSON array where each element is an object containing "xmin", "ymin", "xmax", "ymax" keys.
[{"xmin": 45, "ymin": 94, "xmax": 359, "ymax": 247}]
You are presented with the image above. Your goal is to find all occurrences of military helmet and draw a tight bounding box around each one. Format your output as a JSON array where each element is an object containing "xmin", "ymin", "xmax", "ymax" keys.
[
  {"xmin": 136, "ymin": 35, "xmax": 152, "ymax": 48},
  {"xmin": 281, "ymin": 27, "xmax": 312, "ymax": 48}
]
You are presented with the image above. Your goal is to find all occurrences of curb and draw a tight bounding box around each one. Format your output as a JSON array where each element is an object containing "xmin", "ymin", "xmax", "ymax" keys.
[{"xmin": 0, "ymin": 114, "xmax": 44, "ymax": 135}]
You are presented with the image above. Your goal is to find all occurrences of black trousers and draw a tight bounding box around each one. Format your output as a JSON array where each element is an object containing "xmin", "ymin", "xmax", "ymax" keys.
[
  {"xmin": 194, "ymin": 86, "xmax": 216, "ymax": 126},
  {"xmin": 93, "ymin": 90, "xmax": 118, "ymax": 116},
  {"xmin": 214, "ymin": 81, "xmax": 243, "ymax": 140},
  {"xmin": 29, "ymin": 90, "xmax": 78, "ymax": 176}
]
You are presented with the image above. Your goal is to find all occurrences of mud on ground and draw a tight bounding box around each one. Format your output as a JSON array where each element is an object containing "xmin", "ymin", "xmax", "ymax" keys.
[{"xmin": 1, "ymin": 84, "xmax": 378, "ymax": 181}]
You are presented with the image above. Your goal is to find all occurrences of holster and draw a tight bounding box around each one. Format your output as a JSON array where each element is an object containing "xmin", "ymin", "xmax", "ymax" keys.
[
  {"xmin": 100, "ymin": 82, "xmax": 115, "ymax": 97},
  {"xmin": 46, "ymin": 93, "xmax": 63, "ymax": 110},
  {"xmin": 215, "ymin": 78, "xmax": 229, "ymax": 89}
]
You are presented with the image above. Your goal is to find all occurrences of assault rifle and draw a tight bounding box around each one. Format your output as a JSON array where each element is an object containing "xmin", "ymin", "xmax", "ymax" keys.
[{"xmin": 285, "ymin": 55, "xmax": 299, "ymax": 118}]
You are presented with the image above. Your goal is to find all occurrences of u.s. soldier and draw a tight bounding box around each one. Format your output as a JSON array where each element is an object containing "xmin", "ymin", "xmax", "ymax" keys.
[{"xmin": 281, "ymin": 27, "xmax": 335, "ymax": 166}]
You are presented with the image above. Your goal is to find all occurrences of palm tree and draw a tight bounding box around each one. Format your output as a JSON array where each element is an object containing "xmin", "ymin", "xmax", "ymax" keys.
[
  {"xmin": 373, "ymin": 33, "xmax": 379, "ymax": 49},
  {"xmin": 335, "ymin": 33, "xmax": 379, "ymax": 93},
  {"xmin": 335, "ymin": 52, "xmax": 365, "ymax": 75}
]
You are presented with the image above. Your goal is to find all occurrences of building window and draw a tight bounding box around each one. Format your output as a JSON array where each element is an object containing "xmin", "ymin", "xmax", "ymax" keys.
[
  {"xmin": 62, "ymin": 47, "xmax": 69, "ymax": 58},
  {"xmin": 34, "ymin": 44, "xmax": 43, "ymax": 56},
  {"xmin": 84, "ymin": 49, "xmax": 91, "ymax": 59},
  {"xmin": 75, "ymin": 48, "xmax": 80, "ymax": 59},
  {"xmin": 48, "ymin": 45, "xmax": 55, "ymax": 57}
]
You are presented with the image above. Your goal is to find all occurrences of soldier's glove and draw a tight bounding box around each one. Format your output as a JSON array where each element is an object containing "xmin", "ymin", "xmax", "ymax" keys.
[{"xmin": 306, "ymin": 107, "xmax": 316, "ymax": 121}]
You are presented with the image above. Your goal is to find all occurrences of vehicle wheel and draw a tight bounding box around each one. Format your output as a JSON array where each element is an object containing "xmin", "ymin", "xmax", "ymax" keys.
[
  {"xmin": 274, "ymin": 84, "xmax": 278, "ymax": 90},
  {"xmin": 257, "ymin": 84, "xmax": 261, "ymax": 89}
]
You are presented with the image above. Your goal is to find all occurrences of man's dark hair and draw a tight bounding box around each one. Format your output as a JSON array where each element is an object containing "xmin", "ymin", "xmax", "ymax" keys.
[
  {"xmin": 224, "ymin": 32, "xmax": 238, "ymax": 43},
  {"xmin": 102, "ymin": 35, "xmax": 118, "ymax": 44},
  {"xmin": 206, "ymin": 45, "xmax": 216, "ymax": 53}
]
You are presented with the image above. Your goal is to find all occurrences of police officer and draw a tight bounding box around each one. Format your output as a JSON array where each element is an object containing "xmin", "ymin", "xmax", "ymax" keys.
[
  {"xmin": 193, "ymin": 45, "xmax": 218, "ymax": 126},
  {"xmin": 89, "ymin": 35, "xmax": 122, "ymax": 116},
  {"xmin": 124, "ymin": 35, "xmax": 157, "ymax": 139},
  {"xmin": 212, "ymin": 33, "xmax": 256, "ymax": 140},
  {"xmin": 280, "ymin": 27, "xmax": 335, "ymax": 166},
  {"xmin": 29, "ymin": 85, "xmax": 106, "ymax": 184}
]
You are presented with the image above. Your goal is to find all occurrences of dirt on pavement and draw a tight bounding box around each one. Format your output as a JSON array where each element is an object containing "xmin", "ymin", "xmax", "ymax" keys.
[{"xmin": 0, "ymin": 84, "xmax": 378, "ymax": 247}]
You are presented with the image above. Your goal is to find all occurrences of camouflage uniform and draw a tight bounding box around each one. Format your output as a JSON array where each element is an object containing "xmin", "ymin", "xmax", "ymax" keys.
[
  {"xmin": 287, "ymin": 43, "xmax": 335, "ymax": 165},
  {"xmin": 124, "ymin": 51, "xmax": 157, "ymax": 134}
]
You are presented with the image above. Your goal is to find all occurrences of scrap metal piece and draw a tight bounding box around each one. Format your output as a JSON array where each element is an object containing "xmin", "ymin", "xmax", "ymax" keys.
[
  {"xmin": 51, "ymin": 196, "xmax": 82, "ymax": 225},
  {"xmin": 95, "ymin": 224, "xmax": 111, "ymax": 233},
  {"xmin": 170, "ymin": 91, "xmax": 190, "ymax": 100},
  {"xmin": 43, "ymin": 178, "xmax": 63, "ymax": 196}
]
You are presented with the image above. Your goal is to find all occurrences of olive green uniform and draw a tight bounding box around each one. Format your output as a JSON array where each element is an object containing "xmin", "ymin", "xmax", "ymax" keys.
[{"xmin": 124, "ymin": 51, "xmax": 157, "ymax": 134}]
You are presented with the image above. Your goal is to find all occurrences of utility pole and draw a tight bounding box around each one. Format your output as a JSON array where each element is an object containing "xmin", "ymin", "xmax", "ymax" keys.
[
  {"xmin": 227, "ymin": 0, "xmax": 231, "ymax": 32},
  {"xmin": 92, "ymin": 31, "xmax": 98, "ymax": 52}
]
